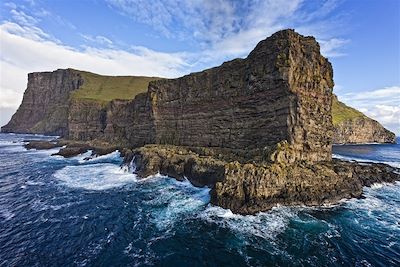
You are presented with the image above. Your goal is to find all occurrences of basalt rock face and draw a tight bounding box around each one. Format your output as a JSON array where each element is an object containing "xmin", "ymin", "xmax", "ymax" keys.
[
  {"xmin": 102, "ymin": 95, "xmax": 156, "ymax": 147},
  {"xmin": 148, "ymin": 29, "xmax": 334, "ymax": 162},
  {"xmin": 68, "ymin": 99, "xmax": 107, "ymax": 140},
  {"xmin": 334, "ymin": 118, "xmax": 396, "ymax": 144},
  {"xmin": 332, "ymin": 96, "xmax": 395, "ymax": 144},
  {"xmin": 2, "ymin": 69, "xmax": 159, "ymax": 143},
  {"xmin": 1, "ymin": 69, "xmax": 83, "ymax": 135},
  {"xmin": 6, "ymin": 29, "xmax": 400, "ymax": 215},
  {"xmin": 68, "ymin": 95, "xmax": 156, "ymax": 147}
]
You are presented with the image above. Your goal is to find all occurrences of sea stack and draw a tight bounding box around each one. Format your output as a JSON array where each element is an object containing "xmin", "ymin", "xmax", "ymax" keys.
[{"xmin": 147, "ymin": 29, "xmax": 334, "ymax": 162}]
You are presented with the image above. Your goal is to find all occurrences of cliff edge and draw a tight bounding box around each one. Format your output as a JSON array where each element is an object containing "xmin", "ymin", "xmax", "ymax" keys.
[
  {"xmin": 1, "ymin": 70, "xmax": 83, "ymax": 136},
  {"xmin": 1, "ymin": 69, "xmax": 160, "ymax": 139},
  {"xmin": 332, "ymin": 95, "xmax": 396, "ymax": 144},
  {"xmin": 3, "ymin": 29, "xmax": 399, "ymax": 214}
]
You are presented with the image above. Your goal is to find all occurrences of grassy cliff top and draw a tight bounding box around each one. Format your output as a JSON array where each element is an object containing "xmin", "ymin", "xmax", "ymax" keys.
[
  {"xmin": 70, "ymin": 69, "xmax": 162, "ymax": 103},
  {"xmin": 332, "ymin": 95, "xmax": 366, "ymax": 125},
  {"xmin": 68, "ymin": 69, "xmax": 366, "ymax": 126}
]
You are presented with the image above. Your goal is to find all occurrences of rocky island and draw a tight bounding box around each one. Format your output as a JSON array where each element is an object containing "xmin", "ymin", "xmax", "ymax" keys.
[{"xmin": 2, "ymin": 29, "xmax": 399, "ymax": 214}]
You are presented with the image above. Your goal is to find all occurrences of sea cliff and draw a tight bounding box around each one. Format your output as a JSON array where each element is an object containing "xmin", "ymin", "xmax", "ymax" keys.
[
  {"xmin": 332, "ymin": 95, "xmax": 395, "ymax": 144},
  {"xmin": 2, "ymin": 29, "xmax": 399, "ymax": 214}
]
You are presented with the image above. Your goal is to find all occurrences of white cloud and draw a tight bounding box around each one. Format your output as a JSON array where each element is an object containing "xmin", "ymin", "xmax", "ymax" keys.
[
  {"xmin": 319, "ymin": 38, "xmax": 349, "ymax": 57},
  {"xmin": 338, "ymin": 86, "xmax": 400, "ymax": 135},
  {"xmin": 81, "ymin": 34, "xmax": 114, "ymax": 47},
  {"xmin": 10, "ymin": 9, "xmax": 40, "ymax": 25},
  {"xmin": 0, "ymin": 21, "xmax": 191, "ymax": 125},
  {"xmin": 4, "ymin": 2, "xmax": 17, "ymax": 9},
  {"xmin": 1, "ymin": 0, "xmax": 353, "ymax": 128},
  {"xmin": 107, "ymin": 0, "xmax": 347, "ymax": 60}
]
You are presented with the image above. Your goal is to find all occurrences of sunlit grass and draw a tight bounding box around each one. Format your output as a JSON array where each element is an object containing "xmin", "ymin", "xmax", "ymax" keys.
[
  {"xmin": 70, "ymin": 69, "xmax": 162, "ymax": 103},
  {"xmin": 332, "ymin": 95, "xmax": 365, "ymax": 125}
]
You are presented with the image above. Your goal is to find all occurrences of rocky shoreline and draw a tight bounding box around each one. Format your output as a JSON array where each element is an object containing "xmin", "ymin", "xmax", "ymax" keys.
[
  {"xmin": 5, "ymin": 29, "xmax": 400, "ymax": 214},
  {"xmin": 23, "ymin": 139, "xmax": 400, "ymax": 215},
  {"xmin": 123, "ymin": 145, "xmax": 400, "ymax": 214}
]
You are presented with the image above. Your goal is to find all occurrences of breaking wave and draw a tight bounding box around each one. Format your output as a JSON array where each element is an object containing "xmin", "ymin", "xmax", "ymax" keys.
[
  {"xmin": 333, "ymin": 153, "xmax": 400, "ymax": 168},
  {"xmin": 1, "ymin": 133, "xmax": 400, "ymax": 266},
  {"xmin": 53, "ymin": 163, "xmax": 137, "ymax": 190}
]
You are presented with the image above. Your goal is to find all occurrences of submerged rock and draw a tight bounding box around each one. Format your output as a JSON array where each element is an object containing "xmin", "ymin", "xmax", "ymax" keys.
[{"xmin": 53, "ymin": 146, "xmax": 90, "ymax": 158}]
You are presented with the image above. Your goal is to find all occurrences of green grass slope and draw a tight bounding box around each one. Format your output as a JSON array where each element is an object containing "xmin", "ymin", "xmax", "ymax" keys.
[
  {"xmin": 70, "ymin": 69, "xmax": 162, "ymax": 103},
  {"xmin": 332, "ymin": 95, "xmax": 366, "ymax": 125}
]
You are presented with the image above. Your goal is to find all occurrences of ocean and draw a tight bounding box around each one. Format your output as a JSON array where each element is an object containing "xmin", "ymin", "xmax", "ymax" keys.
[{"xmin": 0, "ymin": 133, "xmax": 399, "ymax": 267}]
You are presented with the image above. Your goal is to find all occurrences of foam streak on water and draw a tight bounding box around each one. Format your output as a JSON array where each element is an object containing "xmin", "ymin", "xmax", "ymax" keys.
[
  {"xmin": 54, "ymin": 163, "xmax": 137, "ymax": 190},
  {"xmin": 0, "ymin": 133, "xmax": 399, "ymax": 267}
]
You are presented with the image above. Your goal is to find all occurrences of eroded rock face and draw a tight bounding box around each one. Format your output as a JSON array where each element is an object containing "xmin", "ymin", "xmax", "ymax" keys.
[
  {"xmin": 213, "ymin": 159, "xmax": 399, "ymax": 214},
  {"xmin": 102, "ymin": 95, "xmax": 156, "ymax": 147},
  {"xmin": 4, "ymin": 29, "xmax": 399, "ymax": 214},
  {"xmin": 124, "ymin": 145, "xmax": 400, "ymax": 214},
  {"xmin": 333, "ymin": 118, "xmax": 395, "ymax": 144},
  {"xmin": 332, "ymin": 95, "xmax": 395, "ymax": 144},
  {"xmin": 149, "ymin": 29, "xmax": 333, "ymax": 162},
  {"xmin": 1, "ymin": 69, "xmax": 83, "ymax": 135},
  {"xmin": 124, "ymin": 145, "xmax": 225, "ymax": 187},
  {"xmin": 68, "ymin": 99, "xmax": 107, "ymax": 140}
]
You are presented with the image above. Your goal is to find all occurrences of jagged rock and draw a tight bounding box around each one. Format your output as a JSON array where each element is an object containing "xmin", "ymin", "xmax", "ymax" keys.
[
  {"xmin": 3, "ymin": 29, "xmax": 400, "ymax": 214},
  {"xmin": 148, "ymin": 29, "xmax": 334, "ymax": 162},
  {"xmin": 125, "ymin": 145, "xmax": 400, "ymax": 214},
  {"xmin": 125, "ymin": 145, "xmax": 225, "ymax": 187},
  {"xmin": 24, "ymin": 140, "xmax": 62, "ymax": 150},
  {"xmin": 48, "ymin": 140, "xmax": 118, "ymax": 158},
  {"xmin": 53, "ymin": 146, "xmax": 90, "ymax": 158},
  {"xmin": 332, "ymin": 95, "xmax": 395, "ymax": 144}
]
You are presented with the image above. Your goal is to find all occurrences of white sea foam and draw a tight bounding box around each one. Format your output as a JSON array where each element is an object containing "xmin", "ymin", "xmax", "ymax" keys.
[
  {"xmin": 25, "ymin": 181, "xmax": 45, "ymax": 186},
  {"xmin": 370, "ymin": 182, "xmax": 393, "ymax": 189},
  {"xmin": 50, "ymin": 150, "xmax": 93, "ymax": 163},
  {"xmin": 0, "ymin": 141, "xmax": 26, "ymax": 152},
  {"xmin": 332, "ymin": 154, "xmax": 400, "ymax": 168},
  {"xmin": 0, "ymin": 205, "xmax": 15, "ymax": 221},
  {"xmin": 26, "ymin": 146, "xmax": 63, "ymax": 156},
  {"xmin": 345, "ymin": 182, "xmax": 400, "ymax": 230},
  {"xmin": 144, "ymin": 177, "xmax": 211, "ymax": 230},
  {"xmin": 53, "ymin": 163, "xmax": 137, "ymax": 190},
  {"xmin": 143, "ymin": 175, "xmax": 299, "ymax": 240},
  {"xmin": 200, "ymin": 205, "xmax": 296, "ymax": 240},
  {"xmin": 0, "ymin": 140, "xmax": 23, "ymax": 146},
  {"xmin": 78, "ymin": 150, "xmax": 120, "ymax": 163}
]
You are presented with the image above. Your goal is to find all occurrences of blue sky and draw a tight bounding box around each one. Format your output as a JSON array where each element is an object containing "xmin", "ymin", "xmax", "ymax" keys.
[{"xmin": 0, "ymin": 0, "xmax": 399, "ymax": 134}]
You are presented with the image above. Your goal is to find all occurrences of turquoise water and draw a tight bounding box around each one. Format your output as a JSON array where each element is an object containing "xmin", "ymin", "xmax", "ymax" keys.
[{"xmin": 0, "ymin": 133, "xmax": 399, "ymax": 266}]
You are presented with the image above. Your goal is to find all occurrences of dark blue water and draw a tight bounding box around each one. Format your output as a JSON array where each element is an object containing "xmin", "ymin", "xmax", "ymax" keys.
[{"xmin": 0, "ymin": 133, "xmax": 399, "ymax": 267}]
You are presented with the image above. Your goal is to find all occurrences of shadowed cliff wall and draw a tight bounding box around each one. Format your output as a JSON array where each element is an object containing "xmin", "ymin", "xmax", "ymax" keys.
[
  {"xmin": 1, "ymin": 70, "xmax": 83, "ymax": 136},
  {"xmin": 148, "ymin": 30, "xmax": 334, "ymax": 162}
]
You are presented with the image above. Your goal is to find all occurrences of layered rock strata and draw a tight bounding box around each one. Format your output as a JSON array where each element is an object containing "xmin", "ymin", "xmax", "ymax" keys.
[
  {"xmin": 332, "ymin": 96, "xmax": 395, "ymax": 144},
  {"xmin": 2, "ymin": 70, "xmax": 83, "ymax": 136},
  {"xmin": 148, "ymin": 30, "xmax": 333, "ymax": 162},
  {"xmin": 4, "ymin": 29, "xmax": 400, "ymax": 214}
]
